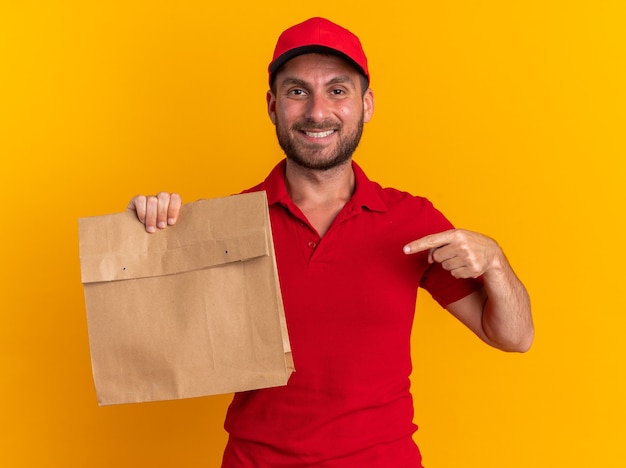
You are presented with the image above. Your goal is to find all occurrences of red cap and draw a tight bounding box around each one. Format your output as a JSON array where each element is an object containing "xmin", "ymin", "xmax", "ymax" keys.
[{"xmin": 268, "ymin": 17, "xmax": 369, "ymax": 86}]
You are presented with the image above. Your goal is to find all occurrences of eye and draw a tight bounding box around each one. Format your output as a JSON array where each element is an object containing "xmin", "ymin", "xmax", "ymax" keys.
[
  {"xmin": 288, "ymin": 88, "xmax": 306, "ymax": 96},
  {"xmin": 331, "ymin": 88, "xmax": 345, "ymax": 95}
]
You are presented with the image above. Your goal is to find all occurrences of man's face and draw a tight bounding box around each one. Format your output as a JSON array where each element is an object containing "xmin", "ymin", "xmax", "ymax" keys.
[{"xmin": 267, "ymin": 53, "xmax": 374, "ymax": 171}]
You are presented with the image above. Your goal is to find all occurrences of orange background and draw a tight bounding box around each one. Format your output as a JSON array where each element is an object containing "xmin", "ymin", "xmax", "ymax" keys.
[{"xmin": 1, "ymin": 1, "xmax": 625, "ymax": 466}]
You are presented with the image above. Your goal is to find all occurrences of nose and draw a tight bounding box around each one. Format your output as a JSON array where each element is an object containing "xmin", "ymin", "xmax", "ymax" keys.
[{"xmin": 304, "ymin": 92, "xmax": 332, "ymax": 122}]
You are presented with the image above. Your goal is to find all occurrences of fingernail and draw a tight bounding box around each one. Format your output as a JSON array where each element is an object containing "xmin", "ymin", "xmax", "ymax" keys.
[
  {"xmin": 147, "ymin": 226, "xmax": 156, "ymax": 233},
  {"xmin": 168, "ymin": 218, "xmax": 175, "ymax": 225},
  {"xmin": 157, "ymin": 221, "xmax": 166, "ymax": 229},
  {"xmin": 403, "ymin": 245, "xmax": 411, "ymax": 254}
]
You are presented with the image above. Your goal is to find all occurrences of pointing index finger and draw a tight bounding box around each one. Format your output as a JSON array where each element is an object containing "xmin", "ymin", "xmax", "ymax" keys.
[{"xmin": 403, "ymin": 230, "xmax": 454, "ymax": 255}]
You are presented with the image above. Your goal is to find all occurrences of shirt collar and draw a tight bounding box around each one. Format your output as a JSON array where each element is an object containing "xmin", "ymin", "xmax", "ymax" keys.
[{"xmin": 261, "ymin": 159, "xmax": 387, "ymax": 213}]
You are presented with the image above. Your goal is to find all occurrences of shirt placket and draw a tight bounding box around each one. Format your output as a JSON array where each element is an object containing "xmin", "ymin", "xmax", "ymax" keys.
[
  {"xmin": 297, "ymin": 219, "xmax": 320, "ymax": 264},
  {"xmin": 303, "ymin": 202, "xmax": 363, "ymax": 265}
]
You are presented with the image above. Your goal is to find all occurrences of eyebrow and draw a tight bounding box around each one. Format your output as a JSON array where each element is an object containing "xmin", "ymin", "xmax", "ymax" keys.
[
  {"xmin": 279, "ymin": 77, "xmax": 308, "ymax": 88},
  {"xmin": 279, "ymin": 75, "xmax": 357, "ymax": 89}
]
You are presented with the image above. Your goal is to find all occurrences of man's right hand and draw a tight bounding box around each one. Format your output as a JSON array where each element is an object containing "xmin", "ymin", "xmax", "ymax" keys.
[{"xmin": 127, "ymin": 192, "xmax": 182, "ymax": 233}]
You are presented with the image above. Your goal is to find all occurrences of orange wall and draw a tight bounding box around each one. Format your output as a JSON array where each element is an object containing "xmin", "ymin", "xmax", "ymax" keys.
[{"xmin": 1, "ymin": 1, "xmax": 625, "ymax": 467}]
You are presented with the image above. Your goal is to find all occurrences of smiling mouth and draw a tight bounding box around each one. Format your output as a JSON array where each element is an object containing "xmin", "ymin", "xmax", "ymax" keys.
[{"xmin": 303, "ymin": 129, "xmax": 335, "ymax": 138}]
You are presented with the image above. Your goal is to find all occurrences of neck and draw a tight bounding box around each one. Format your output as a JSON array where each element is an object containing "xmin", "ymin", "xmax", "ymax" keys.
[
  {"xmin": 285, "ymin": 158, "xmax": 355, "ymax": 205},
  {"xmin": 284, "ymin": 159, "xmax": 356, "ymax": 237}
]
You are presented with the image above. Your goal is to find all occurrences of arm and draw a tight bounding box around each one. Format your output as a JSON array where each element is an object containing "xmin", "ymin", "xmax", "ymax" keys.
[
  {"xmin": 403, "ymin": 229, "xmax": 534, "ymax": 352},
  {"xmin": 127, "ymin": 192, "xmax": 182, "ymax": 233}
]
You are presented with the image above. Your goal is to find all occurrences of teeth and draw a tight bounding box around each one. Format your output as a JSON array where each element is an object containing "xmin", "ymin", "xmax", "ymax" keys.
[{"xmin": 305, "ymin": 130, "xmax": 334, "ymax": 138}]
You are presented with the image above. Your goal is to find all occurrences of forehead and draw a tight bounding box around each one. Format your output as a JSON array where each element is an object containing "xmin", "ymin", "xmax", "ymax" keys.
[{"xmin": 274, "ymin": 53, "xmax": 361, "ymax": 86}]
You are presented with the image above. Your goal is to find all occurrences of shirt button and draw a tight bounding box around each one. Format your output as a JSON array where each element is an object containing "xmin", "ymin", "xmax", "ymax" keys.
[{"xmin": 307, "ymin": 241, "xmax": 316, "ymax": 249}]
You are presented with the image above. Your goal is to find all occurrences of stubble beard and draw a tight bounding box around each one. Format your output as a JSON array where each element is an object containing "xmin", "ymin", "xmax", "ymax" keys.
[{"xmin": 275, "ymin": 114, "xmax": 364, "ymax": 172}]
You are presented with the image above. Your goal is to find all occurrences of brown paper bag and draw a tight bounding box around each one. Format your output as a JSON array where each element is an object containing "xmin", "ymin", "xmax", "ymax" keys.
[{"xmin": 78, "ymin": 191, "xmax": 294, "ymax": 406}]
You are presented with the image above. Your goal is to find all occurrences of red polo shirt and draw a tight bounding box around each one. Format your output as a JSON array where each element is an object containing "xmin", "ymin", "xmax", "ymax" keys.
[{"xmin": 222, "ymin": 160, "xmax": 482, "ymax": 467}]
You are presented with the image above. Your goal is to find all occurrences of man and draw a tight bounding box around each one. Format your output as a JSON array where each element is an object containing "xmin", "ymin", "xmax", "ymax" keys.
[{"xmin": 128, "ymin": 17, "xmax": 533, "ymax": 468}]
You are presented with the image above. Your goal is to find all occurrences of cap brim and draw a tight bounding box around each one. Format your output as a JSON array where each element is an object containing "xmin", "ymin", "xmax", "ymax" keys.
[{"xmin": 269, "ymin": 45, "xmax": 369, "ymax": 84}]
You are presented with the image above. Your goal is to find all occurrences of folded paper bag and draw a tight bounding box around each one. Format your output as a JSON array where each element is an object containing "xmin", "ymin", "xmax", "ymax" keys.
[{"xmin": 78, "ymin": 191, "xmax": 294, "ymax": 406}]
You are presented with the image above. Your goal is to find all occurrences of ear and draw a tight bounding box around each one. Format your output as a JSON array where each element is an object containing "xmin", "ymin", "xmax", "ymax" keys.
[
  {"xmin": 363, "ymin": 88, "xmax": 375, "ymax": 123},
  {"xmin": 267, "ymin": 90, "xmax": 277, "ymax": 125}
]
